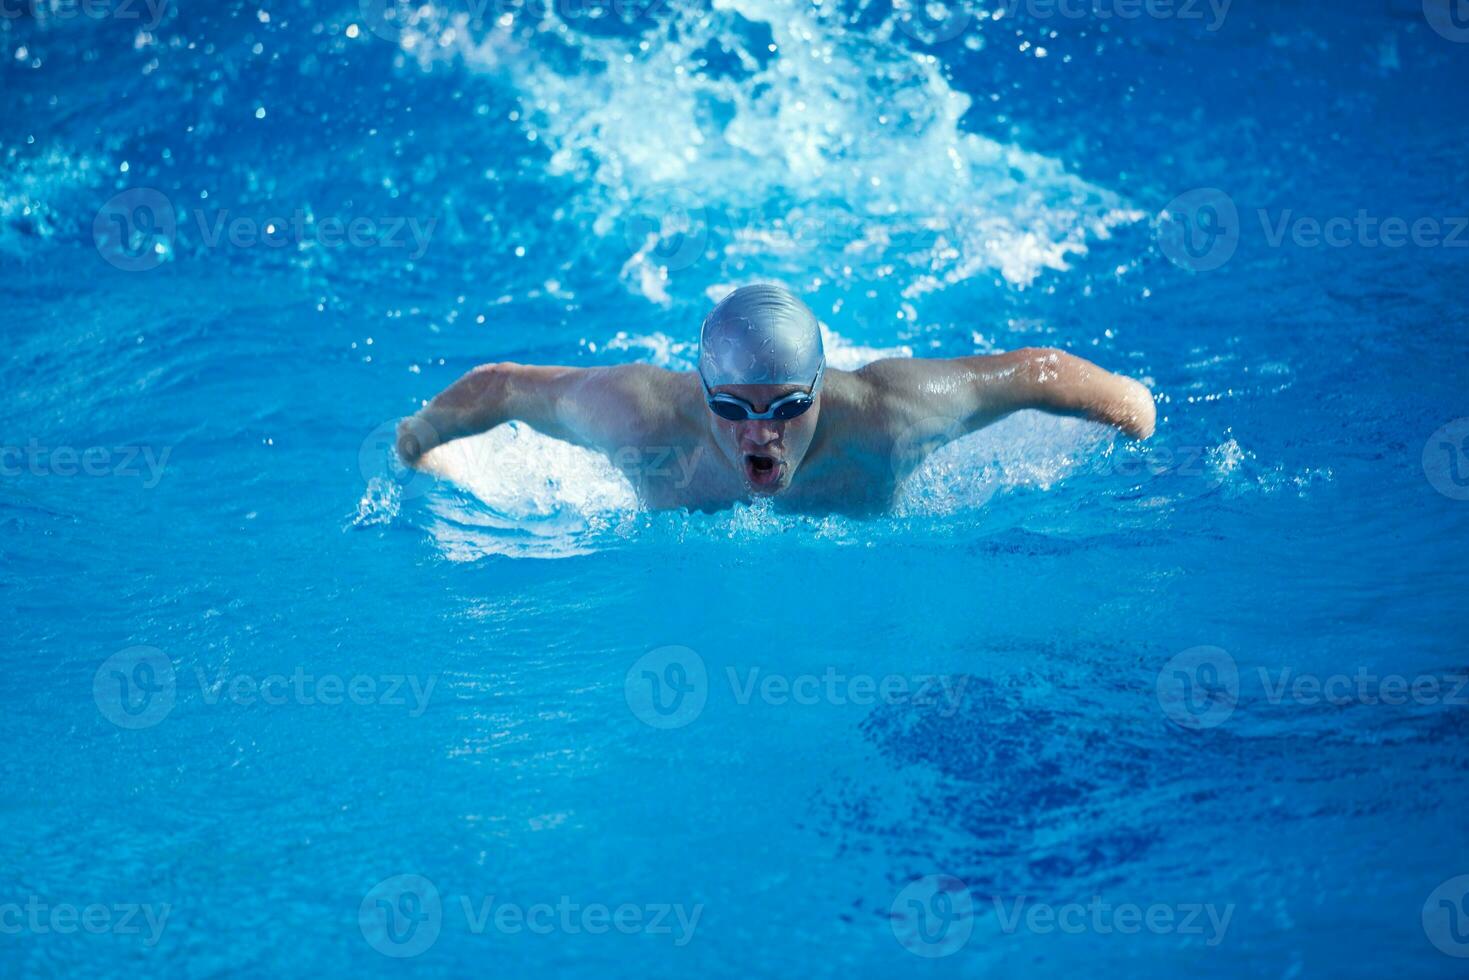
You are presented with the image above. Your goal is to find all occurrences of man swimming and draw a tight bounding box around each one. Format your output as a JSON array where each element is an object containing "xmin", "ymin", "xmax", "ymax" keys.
[{"xmin": 396, "ymin": 282, "xmax": 1156, "ymax": 515}]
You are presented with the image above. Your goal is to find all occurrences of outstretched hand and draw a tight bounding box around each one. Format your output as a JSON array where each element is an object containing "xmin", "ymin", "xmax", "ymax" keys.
[
  {"xmin": 396, "ymin": 415, "xmax": 440, "ymax": 468},
  {"xmin": 1099, "ymin": 377, "xmax": 1157, "ymax": 440}
]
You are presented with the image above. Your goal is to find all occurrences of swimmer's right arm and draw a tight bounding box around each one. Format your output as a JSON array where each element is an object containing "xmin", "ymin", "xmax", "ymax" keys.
[{"xmin": 396, "ymin": 362, "xmax": 663, "ymax": 465}]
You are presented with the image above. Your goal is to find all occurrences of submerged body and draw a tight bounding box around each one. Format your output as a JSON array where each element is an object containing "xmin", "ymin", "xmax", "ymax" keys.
[{"xmin": 397, "ymin": 348, "xmax": 1157, "ymax": 516}]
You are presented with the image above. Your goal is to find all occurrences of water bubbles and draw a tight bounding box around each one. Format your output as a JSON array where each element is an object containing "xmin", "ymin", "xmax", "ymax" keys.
[{"xmin": 387, "ymin": 0, "xmax": 1139, "ymax": 306}]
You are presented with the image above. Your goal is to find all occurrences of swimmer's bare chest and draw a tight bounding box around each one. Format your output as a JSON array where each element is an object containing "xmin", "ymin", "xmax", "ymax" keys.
[
  {"xmin": 621, "ymin": 431, "xmax": 902, "ymax": 516},
  {"xmin": 774, "ymin": 443, "xmax": 902, "ymax": 516}
]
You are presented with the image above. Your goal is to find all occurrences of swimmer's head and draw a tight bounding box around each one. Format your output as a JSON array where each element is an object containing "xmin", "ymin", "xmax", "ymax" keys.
[{"xmin": 698, "ymin": 283, "xmax": 825, "ymax": 495}]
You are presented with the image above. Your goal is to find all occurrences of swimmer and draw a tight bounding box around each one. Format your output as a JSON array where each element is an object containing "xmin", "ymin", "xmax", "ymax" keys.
[{"xmin": 396, "ymin": 283, "xmax": 1156, "ymax": 515}]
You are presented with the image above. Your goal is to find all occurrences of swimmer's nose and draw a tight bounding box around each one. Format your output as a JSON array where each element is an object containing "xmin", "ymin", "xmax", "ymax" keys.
[{"xmin": 738, "ymin": 421, "xmax": 781, "ymax": 448}]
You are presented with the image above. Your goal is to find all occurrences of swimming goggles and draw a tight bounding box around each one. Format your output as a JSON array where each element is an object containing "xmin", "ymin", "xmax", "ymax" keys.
[{"xmin": 700, "ymin": 363, "xmax": 825, "ymax": 422}]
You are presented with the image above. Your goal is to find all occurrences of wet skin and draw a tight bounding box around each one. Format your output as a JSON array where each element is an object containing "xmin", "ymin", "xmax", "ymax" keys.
[{"xmin": 396, "ymin": 348, "xmax": 1157, "ymax": 516}]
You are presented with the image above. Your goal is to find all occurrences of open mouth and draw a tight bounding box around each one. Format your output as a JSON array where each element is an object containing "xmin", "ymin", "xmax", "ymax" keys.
[{"xmin": 743, "ymin": 453, "xmax": 783, "ymax": 489}]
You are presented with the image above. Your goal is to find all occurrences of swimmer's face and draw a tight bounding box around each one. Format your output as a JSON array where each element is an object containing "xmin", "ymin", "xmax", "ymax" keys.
[{"xmin": 707, "ymin": 383, "xmax": 821, "ymax": 495}]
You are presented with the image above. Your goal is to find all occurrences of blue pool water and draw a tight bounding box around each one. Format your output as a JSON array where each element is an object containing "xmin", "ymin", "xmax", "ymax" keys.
[{"xmin": 4, "ymin": 0, "xmax": 1469, "ymax": 975}]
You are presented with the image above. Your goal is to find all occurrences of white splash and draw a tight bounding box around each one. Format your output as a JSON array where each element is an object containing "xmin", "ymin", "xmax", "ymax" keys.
[
  {"xmin": 398, "ymin": 0, "xmax": 1143, "ymax": 301},
  {"xmin": 0, "ymin": 147, "xmax": 102, "ymax": 257},
  {"xmin": 410, "ymin": 332, "xmax": 1110, "ymax": 556}
]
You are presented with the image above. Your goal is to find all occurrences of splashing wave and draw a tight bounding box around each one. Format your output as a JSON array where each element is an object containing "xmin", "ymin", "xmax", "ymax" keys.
[{"xmin": 395, "ymin": 0, "xmax": 1143, "ymax": 305}]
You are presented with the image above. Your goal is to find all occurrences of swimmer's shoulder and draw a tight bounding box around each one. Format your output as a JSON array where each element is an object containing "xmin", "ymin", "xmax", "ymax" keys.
[
  {"xmin": 576, "ymin": 363, "xmax": 704, "ymax": 441},
  {"xmin": 828, "ymin": 360, "xmax": 926, "ymax": 423},
  {"xmin": 820, "ymin": 360, "xmax": 947, "ymax": 457}
]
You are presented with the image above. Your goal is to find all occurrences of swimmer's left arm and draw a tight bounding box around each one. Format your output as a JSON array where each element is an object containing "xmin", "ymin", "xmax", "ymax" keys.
[
  {"xmin": 866, "ymin": 348, "xmax": 1155, "ymax": 440},
  {"xmin": 396, "ymin": 361, "xmax": 680, "ymax": 465},
  {"xmin": 964, "ymin": 348, "xmax": 1156, "ymax": 439}
]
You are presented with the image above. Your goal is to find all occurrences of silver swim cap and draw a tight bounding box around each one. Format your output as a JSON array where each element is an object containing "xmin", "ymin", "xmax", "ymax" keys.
[{"xmin": 698, "ymin": 283, "xmax": 825, "ymax": 389}]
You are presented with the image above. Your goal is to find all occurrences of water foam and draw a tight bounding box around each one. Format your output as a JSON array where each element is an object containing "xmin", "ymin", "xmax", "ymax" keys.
[
  {"xmin": 0, "ymin": 146, "xmax": 102, "ymax": 258},
  {"xmin": 395, "ymin": 0, "xmax": 1143, "ymax": 305}
]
